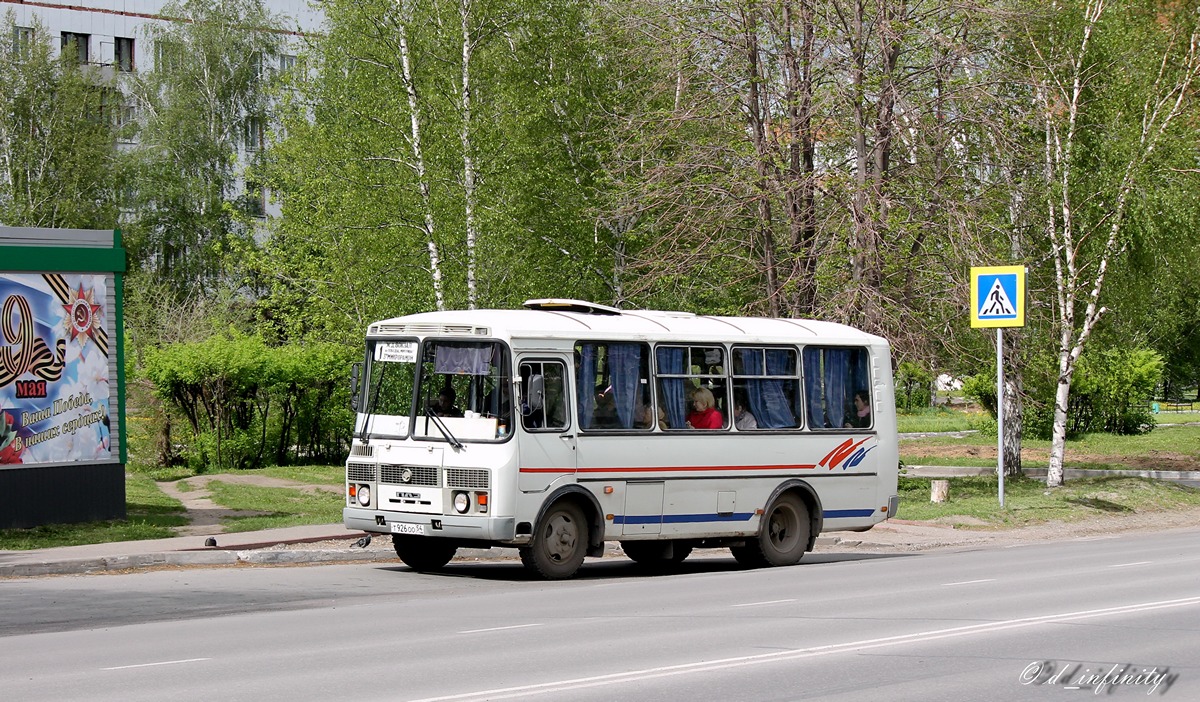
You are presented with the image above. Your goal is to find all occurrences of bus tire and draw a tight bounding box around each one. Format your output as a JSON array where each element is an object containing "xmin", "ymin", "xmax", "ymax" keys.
[
  {"xmin": 392, "ymin": 535, "xmax": 457, "ymax": 572},
  {"xmin": 520, "ymin": 500, "xmax": 588, "ymax": 579},
  {"xmin": 732, "ymin": 492, "xmax": 809, "ymax": 567}
]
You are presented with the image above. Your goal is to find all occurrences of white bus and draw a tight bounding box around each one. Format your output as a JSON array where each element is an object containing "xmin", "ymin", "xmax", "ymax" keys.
[{"xmin": 343, "ymin": 299, "xmax": 899, "ymax": 579}]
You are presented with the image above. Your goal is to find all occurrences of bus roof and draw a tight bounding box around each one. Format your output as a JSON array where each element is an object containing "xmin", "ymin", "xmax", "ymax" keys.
[{"xmin": 368, "ymin": 300, "xmax": 888, "ymax": 348}]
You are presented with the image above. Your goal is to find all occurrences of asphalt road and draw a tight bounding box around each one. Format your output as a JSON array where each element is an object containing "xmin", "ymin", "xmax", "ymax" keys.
[{"xmin": 2, "ymin": 528, "xmax": 1197, "ymax": 701}]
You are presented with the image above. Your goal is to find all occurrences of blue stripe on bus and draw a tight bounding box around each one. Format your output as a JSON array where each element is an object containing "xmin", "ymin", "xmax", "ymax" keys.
[
  {"xmin": 613, "ymin": 513, "xmax": 755, "ymax": 525},
  {"xmin": 823, "ymin": 509, "xmax": 876, "ymax": 518},
  {"xmin": 613, "ymin": 509, "xmax": 876, "ymax": 524}
]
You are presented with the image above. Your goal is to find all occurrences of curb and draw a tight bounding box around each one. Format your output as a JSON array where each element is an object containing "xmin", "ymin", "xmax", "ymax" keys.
[{"xmin": 0, "ymin": 547, "xmax": 399, "ymax": 578}]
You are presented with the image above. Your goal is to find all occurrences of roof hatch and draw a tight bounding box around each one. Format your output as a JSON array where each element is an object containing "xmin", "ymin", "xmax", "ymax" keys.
[{"xmin": 522, "ymin": 298, "xmax": 623, "ymax": 315}]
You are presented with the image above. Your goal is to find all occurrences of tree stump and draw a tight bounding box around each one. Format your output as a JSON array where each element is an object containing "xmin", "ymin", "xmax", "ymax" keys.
[{"xmin": 930, "ymin": 480, "xmax": 950, "ymax": 503}]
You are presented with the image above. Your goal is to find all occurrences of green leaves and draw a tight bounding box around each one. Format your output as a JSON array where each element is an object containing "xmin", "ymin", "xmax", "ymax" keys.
[
  {"xmin": 0, "ymin": 16, "xmax": 124, "ymax": 228},
  {"xmin": 142, "ymin": 333, "xmax": 356, "ymax": 471}
]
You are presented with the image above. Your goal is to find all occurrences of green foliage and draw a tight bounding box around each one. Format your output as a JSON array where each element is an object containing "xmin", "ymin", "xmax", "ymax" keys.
[
  {"xmin": 0, "ymin": 15, "xmax": 124, "ymax": 228},
  {"xmin": 1072, "ymin": 348, "xmax": 1163, "ymax": 435},
  {"xmin": 960, "ymin": 373, "xmax": 997, "ymax": 417},
  {"xmin": 894, "ymin": 361, "xmax": 933, "ymax": 411},
  {"xmin": 255, "ymin": 0, "xmax": 616, "ymax": 345},
  {"xmin": 124, "ymin": 0, "xmax": 282, "ymax": 300},
  {"xmin": 142, "ymin": 332, "xmax": 355, "ymax": 471}
]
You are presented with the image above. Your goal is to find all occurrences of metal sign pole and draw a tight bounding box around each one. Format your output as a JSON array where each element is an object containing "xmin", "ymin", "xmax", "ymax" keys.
[{"xmin": 997, "ymin": 328, "xmax": 1005, "ymax": 508}]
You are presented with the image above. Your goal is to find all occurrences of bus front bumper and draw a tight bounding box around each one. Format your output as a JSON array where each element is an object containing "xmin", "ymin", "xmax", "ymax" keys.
[{"xmin": 344, "ymin": 507, "xmax": 516, "ymax": 542}]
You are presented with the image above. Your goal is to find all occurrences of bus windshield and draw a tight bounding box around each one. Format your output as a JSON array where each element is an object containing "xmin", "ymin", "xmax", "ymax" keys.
[
  {"xmin": 413, "ymin": 339, "xmax": 511, "ymax": 442},
  {"xmin": 362, "ymin": 340, "xmax": 420, "ymax": 437},
  {"xmin": 362, "ymin": 339, "xmax": 512, "ymax": 442}
]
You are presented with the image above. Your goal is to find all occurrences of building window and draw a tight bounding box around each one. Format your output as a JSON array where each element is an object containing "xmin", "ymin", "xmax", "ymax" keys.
[
  {"xmin": 244, "ymin": 117, "xmax": 263, "ymax": 152},
  {"xmin": 115, "ymin": 37, "xmax": 134, "ymax": 72},
  {"xmin": 279, "ymin": 54, "xmax": 296, "ymax": 72},
  {"xmin": 13, "ymin": 26, "xmax": 34, "ymax": 60},
  {"xmin": 61, "ymin": 32, "xmax": 90, "ymax": 64},
  {"xmin": 244, "ymin": 181, "xmax": 266, "ymax": 218}
]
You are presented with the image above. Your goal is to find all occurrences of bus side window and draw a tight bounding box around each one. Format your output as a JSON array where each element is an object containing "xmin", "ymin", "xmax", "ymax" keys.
[
  {"xmin": 801, "ymin": 346, "xmax": 871, "ymax": 430},
  {"xmin": 520, "ymin": 361, "xmax": 569, "ymax": 431}
]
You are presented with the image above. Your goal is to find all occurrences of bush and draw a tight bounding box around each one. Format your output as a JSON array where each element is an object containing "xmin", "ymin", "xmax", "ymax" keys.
[
  {"xmin": 142, "ymin": 331, "xmax": 356, "ymax": 471},
  {"xmin": 1072, "ymin": 348, "xmax": 1162, "ymax": 435},
  {"xmin": 894, "ymin": 361, "xmax": 933, "ymax": 411}
]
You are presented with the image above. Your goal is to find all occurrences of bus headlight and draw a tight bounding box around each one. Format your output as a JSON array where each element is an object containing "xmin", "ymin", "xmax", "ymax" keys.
[
  {"xmin": 358, "ymin": 485, "xmax": 371, "ymax": 507},
  {"xmin": 453, "ymin": 491, "xmax": 470, "ymax": 514}
]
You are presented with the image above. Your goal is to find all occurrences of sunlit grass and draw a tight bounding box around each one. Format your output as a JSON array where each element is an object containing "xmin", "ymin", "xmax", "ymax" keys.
[
  {"xmin": 0, "ymin": 473, "xmax": 187, "ymax": 550},
  {"xmin": 898, "ymin": 475, "xmax": 1200, "ymax": 528},
  {"xmin": 205, "ymin": 481, "xmax": 344, "ymax": 532}
]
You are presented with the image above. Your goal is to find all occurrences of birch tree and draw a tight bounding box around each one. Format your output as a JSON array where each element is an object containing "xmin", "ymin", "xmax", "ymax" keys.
[
  {"xmin": 0, "ymin": 16, "xmax": 123, "ymax": 229},
  {"xmin": 1022, "ymin": 0, "xmax": 1200, "ymax": 487}
]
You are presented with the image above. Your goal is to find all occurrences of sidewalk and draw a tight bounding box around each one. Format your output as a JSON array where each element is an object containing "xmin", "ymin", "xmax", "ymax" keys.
[
  {"xmin": 0, "ymin": 524, "xmax": 397, "ymax": 578},
  {"xmin": 0, "ymin": 522, "xmax": 926, "ymax": 578}
]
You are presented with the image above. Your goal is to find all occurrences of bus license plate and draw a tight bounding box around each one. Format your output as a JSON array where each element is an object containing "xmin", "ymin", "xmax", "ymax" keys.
[{"xmin": 391, "ymin": 522, "xmax": 425, "ymax": 536}]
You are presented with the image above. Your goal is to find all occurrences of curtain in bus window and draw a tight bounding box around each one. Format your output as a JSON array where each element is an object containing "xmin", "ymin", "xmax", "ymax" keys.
[
  {"xmin": 803, "ymin": 349, "xmax": 825, "ymax": 427},
  {"xmin": 824, "ymin": 349, "xmax": 850, "ymax": 428},
  {"xmin": 736, "ymin": 349, "xmax": 797, "ymax": 429},
  {"xmin": 608, "ymin": 343, "xmax": 641, "ymax": 429},
  {"xmin": 854, "ymin": 350, "xmax": 870, "ymax": 397},
  {"xmin": 576, "ymin": 344, "xmax": 596, "ymax": 427},
  {"xmin": 656, "ymin": 347, "xmax": 687, "ymax": 429},
  {"xmin": 763, "ymin": 349, "xmax": 798, "ymax": 428},
  {"xmin": 435, "ymin": 345, "xmax": 494, "ymax": 375}
]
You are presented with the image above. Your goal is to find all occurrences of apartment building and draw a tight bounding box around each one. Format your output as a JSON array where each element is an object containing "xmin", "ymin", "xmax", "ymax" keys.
[{"xmin": 2, "ymin": 0, "xmax": 323, "ymax": 218}]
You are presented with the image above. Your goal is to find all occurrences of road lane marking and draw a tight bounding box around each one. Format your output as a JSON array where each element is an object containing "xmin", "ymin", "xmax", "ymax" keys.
[
  {"xmin": 1108, "ymin": 561, "xmax": 1152, "ymax": 568},
  {"xmin": 942, "ymin": 579, "xmax": 996, "ymax": 586},
  {"xmin": 407, "ymin": 595, "xmax": 1200, "ymax": 702},
  {"xmin": 102, "ymin": 658, "xmax": 211, "ymax": 671},
  {"xmin": 731, "ymin": 599, "xmax": 796, "ymax": 608},
  {"xmin": 459, "ymin": 623, "xmax": 544, "ymax": 635}
]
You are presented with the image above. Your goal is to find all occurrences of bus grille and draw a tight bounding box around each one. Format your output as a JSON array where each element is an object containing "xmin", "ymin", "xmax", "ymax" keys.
[
  {"xmin": 347, "ymin": 463, "xmax": 377, "ymax": 482},
  {"xmin": 350, "ymin": 444, "xmax": 374, "ymax": 458},
  {"xmin": 381, "ymin": 464, "xmax": 440, "ymax": 486},
  {"xmin": 446, "ymin": 468, "xmax": 489, "ymax": 489}
]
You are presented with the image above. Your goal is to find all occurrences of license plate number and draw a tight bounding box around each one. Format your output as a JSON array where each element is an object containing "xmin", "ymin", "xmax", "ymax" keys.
[{"xmin": 390, "ymin": 522, "xmax": 425, "ymax": 536}]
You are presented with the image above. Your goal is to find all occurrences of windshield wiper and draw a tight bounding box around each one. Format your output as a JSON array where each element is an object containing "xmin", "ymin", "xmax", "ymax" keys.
[{"xmin": 424, "ymin": 399, "xmax": 464, "ymax": 451}]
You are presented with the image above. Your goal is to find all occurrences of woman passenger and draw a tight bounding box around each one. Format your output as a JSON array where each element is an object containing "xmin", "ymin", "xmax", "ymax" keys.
[{"xmin": 686, "ymin": 387, "xmax": 724, "ymax": 429}]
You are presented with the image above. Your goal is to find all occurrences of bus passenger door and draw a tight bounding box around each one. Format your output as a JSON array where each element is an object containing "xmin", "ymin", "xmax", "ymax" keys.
[
  {"xmin": 517, "ymin": 359, "xmax": 577, "ymax": 492},
  {"xmin": 622, "ymin": 481, "xmax": 664, "ymax": 535}
]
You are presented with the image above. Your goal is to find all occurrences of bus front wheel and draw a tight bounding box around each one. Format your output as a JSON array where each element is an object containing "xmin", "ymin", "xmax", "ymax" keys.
[
  {"xmin": 393, "ymin": 535, "xmax": 457, "ymax": 572},
  {"xmin": 520, "ymin": 501, "xmax": 588, "ymax": 579},
  {"xmin": 731, "ymin": 492, "xmax": 810, "ymax": 567}
]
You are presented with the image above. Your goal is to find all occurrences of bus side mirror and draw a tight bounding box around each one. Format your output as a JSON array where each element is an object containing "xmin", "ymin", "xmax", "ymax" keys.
[{"xmin": 350, "ymin": 362, "xmax": 362, "ymax": 411}]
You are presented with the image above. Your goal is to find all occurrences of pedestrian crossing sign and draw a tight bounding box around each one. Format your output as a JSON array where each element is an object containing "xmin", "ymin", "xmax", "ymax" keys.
[{"xmin": 970, "ymin": 265, "xmax": 1025, "ymax": 328}]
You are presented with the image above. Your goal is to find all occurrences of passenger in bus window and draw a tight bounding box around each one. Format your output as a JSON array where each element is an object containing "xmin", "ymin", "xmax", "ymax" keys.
[
  {"xmin": 733, "ymin": 392, "xmax": 757, "ymax": 431},
  {"xmin": 634, "ymin": 402, "xmax": 655, "ymax": 429},
  {"xmin": 686, "ymin": 387, "xmax": 724, "ymax": 429},
  {"xmin": 845, "ymin": 390, "xmax": 871, "ymax": 428},
  {"xmin": 432, "ymin": 388, "xmax": 462, "ymax": 417}
]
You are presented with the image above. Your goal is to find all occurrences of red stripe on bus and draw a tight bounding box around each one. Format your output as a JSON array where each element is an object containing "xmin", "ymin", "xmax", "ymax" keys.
[{"xmin": 519, "ymin": 464, "xmax": 817, "ymax": 473}]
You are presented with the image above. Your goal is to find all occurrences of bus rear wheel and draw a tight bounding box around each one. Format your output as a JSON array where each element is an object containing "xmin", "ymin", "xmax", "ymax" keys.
[
  {"xmin": 731, "ymin": 492, "xmax": 810, "ymax": 567},
  {"xmin": 520, "ymin": 501, "xmax": 588, "ymax": 579},
  {"xmin": 392, "ymin": 535, "xmax": 457, "ymax": 572}
]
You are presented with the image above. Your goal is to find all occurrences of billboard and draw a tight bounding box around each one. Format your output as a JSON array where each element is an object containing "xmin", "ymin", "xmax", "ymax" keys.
[{"xmin": 1, "ymin": 272, "xmax": 113, "ymax": 467}]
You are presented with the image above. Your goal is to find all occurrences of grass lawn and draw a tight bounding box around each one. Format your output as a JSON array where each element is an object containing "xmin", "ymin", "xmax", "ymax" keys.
[
  {"xmin": 899, "ymin": 475, "xmax": 1200, "ymax": 528},
  {"xmin": 901, "ymin": 423, "xmax": 1200, "ymax": 472},
  {"xmin": 0, "ymin": 473, "xmax": 187, "ymax": 550},
  {"xmin": 204, "ymin": 481, "xmax": 344, "ymax": 532}
]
